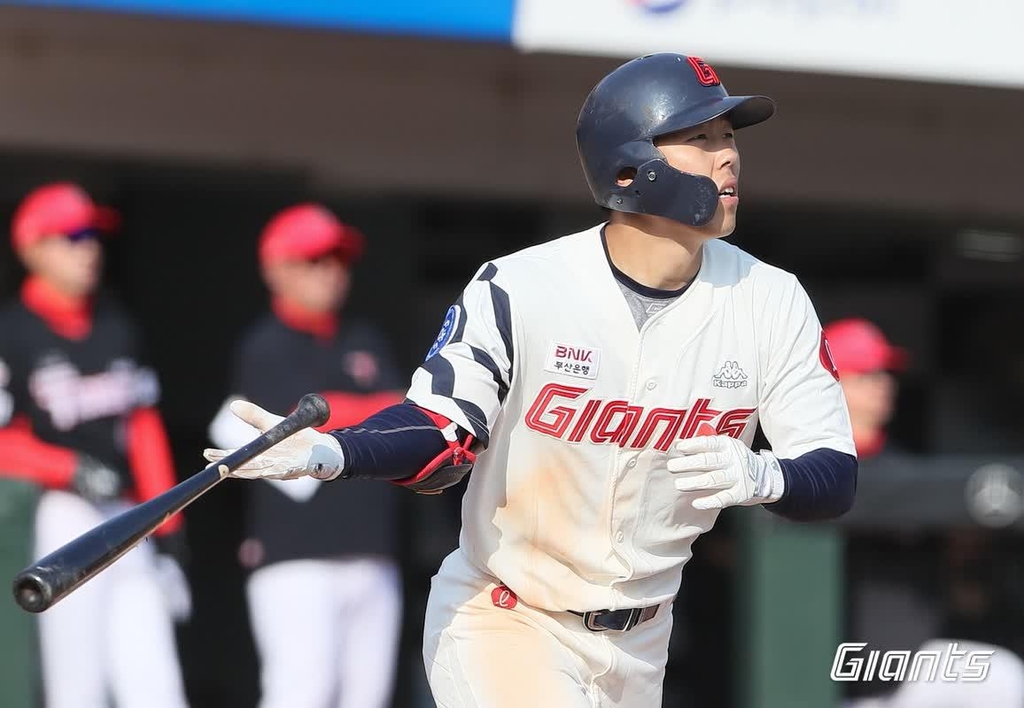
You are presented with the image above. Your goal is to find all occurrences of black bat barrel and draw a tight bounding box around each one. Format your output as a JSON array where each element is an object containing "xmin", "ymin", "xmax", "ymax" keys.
[{"xmin": 12, "ymin": 393, "xmax": 329, "ymax": 613}]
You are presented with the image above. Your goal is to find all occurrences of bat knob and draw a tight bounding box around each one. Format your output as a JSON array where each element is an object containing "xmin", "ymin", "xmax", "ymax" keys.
[
  {"xmin": 297, "ymin": 393, "xmax": 331, "ymax": 428},
  {"xmin": 12, "ymin": 573, "xmax": 51, "ymax": 613}
]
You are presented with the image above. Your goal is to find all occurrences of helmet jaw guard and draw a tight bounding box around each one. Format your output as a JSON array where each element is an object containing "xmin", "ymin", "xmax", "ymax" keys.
[
  {"xmin": 601, "ymin": 158, "xmax": 720, "ymax": 227},
  {"xmin": 575, "ymin": 53, "xmax": 774, "ymax": 227}
]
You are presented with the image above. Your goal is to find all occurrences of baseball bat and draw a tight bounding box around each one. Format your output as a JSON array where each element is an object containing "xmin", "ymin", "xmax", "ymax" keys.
[{"xmin": 11, "ymin": 393, "xmax": 330, "ymax": 614}]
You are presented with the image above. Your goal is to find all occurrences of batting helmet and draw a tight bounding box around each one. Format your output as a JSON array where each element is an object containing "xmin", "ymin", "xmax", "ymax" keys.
[{"xmin": 576, "ymin": 53, "xmax": 775, "ymax": 227}]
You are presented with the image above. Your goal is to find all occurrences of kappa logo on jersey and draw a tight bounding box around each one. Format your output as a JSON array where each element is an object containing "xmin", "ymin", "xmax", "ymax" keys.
[
  {"xmin": 712, "ymin": 361, "xmax": 748, "ymax": 389},
  {"xmin": 819, "ymin": 332, "xmax": 840, "ymax": 381},
  {"xmin": 525, "ymin": 383, "xmax": 755, "ymax": 451},
  {"xmin": 426, "ymin": 305, "xmax": 461, "ymax": 361},
  {"xmin": 28, "ymin": 357, "xmax": 159, "ymax": 431},
  {"xmin": 491, "ymin": 584, "xmax": 518, "ymax": 610},
  {"xmin": 544, "ymin": 342, "xmax": 600, "ymax": 380}
]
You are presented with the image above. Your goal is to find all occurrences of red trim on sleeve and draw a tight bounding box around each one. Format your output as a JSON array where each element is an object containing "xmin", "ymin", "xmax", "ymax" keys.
[
  {"xmin": 318, "ymin": 391, "xmax": 405, "ymax": 431},
  {"xmin": 126, "ymin": 407, "xmax": 182, "ymax": 535},
  {"xmin": 0, "ymin": 415, "xmax": 76, "ymax": 487},
  {"xmin": 391, "ymin": 406, "xmax": 477, "ymax": 488},
  {"xmin": 413, "ymin": 407, "xmax": 455, "ymax": 431}
]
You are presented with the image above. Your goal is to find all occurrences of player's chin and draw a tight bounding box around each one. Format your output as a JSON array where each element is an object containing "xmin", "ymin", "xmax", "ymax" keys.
[{"xmin": 700, "ymin": 209, "xmax": 736, "ymax": 240}]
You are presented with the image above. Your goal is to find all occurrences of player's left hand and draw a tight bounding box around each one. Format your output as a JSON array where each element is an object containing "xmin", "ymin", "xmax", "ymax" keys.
[
  {"xmin": 202, "ymin": 400, "xmax": 345, "ymax": 481},
  {"xmin": 669, "ymin": 435, "xmax": 784, "ymax": 510}
]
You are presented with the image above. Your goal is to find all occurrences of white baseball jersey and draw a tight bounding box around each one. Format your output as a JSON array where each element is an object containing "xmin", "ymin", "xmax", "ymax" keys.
[{"xmin": 407, "ymin": 224, "xmax": 855, "ymax": 613}]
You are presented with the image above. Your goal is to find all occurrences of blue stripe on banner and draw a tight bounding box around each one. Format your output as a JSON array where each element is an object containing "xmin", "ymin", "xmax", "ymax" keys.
[{"xmin": 6, "ymin": 0, "xmax": 516, "ymax": 41}]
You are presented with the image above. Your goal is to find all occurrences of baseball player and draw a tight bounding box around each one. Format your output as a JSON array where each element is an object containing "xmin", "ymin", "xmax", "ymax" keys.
[
  {"xmin": 0, "ymin": 183, "xmax": 189, "ymax": 708},
  {"xmin": 207, "ymin": 204, "xmax": 405, "ymax": 708},
  {"xmin": 824, "ymin": 318, "xmax": 908, "ymax": 459},
  {"xmin": 205, "ymin": 54, "xmax": 859, "ymax": 707}
]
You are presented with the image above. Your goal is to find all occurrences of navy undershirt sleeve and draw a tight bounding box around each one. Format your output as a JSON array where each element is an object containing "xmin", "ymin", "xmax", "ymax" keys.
[
  {"xmin": 767, "ymin": 448, "xmax": 858, "ymax": 522},
  {"xmin": 327, "ymin": 403, "xmax": 450, "ymax": 481}
]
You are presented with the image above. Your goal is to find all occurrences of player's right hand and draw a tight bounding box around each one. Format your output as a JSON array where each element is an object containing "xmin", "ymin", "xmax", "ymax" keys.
[
  {"xmin": 71, "ymin": 453, "xmax": 123, "ymax": 504},
  {"xmin": 202, "ymin": 400, "xmax": 345, "ymax": 481}
]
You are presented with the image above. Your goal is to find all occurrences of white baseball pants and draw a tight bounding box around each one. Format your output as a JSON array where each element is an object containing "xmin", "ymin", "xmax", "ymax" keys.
[
  {"xmin": 245, "ymin": 556, "xmax": 402, "ymax": 708},
  {"xmin": 33, "ymin": 490, "xmax": 188, "ymax": 708},
  {"xmin": 423, "ymin": 550, "xmax": 673, "ymax": 708}
]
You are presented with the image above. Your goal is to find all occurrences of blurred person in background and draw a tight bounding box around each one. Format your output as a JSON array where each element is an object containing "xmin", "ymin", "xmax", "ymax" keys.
[
  {"xmin": 827, "ymin": 318, "xmax": 944, "ymax": 700},
  {"xmin": 829, "ymin": 317, "xmax": 1024, "ymax": 707},
  {"xmin": 0, "ymin": 183, "xmax": 190, "ymax": 708},
  {"xmin": 207, "ymin": 204, "xmax": 405, "ymax": 708},
  {"xmin": 825, "ymin": 318, "xmax": 907, "ymax": 460}
]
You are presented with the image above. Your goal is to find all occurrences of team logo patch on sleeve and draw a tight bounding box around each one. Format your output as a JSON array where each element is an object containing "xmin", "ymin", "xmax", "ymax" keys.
[
  {"xmin": 820, "ymin": 332, "xmax": 840, "ymax": 381},
  {"xmin": 544, "ymin": 342, "xmax": 600, "ymax": 380},
  {"xmin": 425, "ymin": 305, "xmax": 461, "ymax": 361}
]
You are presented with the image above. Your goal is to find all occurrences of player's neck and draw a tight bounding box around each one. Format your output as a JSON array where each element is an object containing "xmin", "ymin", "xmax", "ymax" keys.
[
  {"xmin": 603, "ymin": 219, "xmax": 705, "ymax": 291},
  {"xmin": 272, "ymin": 296, "xmax": 338, "ymax": 340},
  {"xmin": 852, "ymin": 424, "xmax": 887, "ymax": 459},
  {"xmin": 21, "ymin": 275, "xmax": 94, "ymax": 340}
]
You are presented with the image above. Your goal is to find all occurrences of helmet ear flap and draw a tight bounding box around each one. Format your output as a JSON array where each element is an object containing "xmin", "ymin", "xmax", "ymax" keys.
[{"xmin": 604, "ymin": 158, "xmax": 721, "ymax": 227}]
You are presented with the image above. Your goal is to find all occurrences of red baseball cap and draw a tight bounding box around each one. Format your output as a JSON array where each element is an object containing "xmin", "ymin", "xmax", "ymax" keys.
[
  {"xmin": 258, "ymin": 204, "xmax": 365, "ymax": 266},
  {"xmin": 823, "ymin": 318, "xmax": 908, "ymax": 376},
  {"xmin": 11, "ymin": 182, "xmax": 120, "ymax": 250}
]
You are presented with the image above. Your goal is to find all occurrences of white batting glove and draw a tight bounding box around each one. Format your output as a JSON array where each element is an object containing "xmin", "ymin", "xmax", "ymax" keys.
[
  {"xmin": 202, "ymin": 400, "xmax": 345, "ymax": 481},
  {"xmin": 670, "ymin": 435, "xmax": 785, "ymax": 511}
]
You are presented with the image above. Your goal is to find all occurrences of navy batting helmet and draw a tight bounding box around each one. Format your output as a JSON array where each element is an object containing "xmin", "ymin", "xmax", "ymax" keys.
[{"xmin": 576, "ymin": 53, "xmax": 775, "ymax": 227}]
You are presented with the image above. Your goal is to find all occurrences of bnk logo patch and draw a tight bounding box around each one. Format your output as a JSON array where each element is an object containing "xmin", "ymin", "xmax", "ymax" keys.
[{"xmin": 544, "ymin": 341, "xmax": 600, "ymax": 380}]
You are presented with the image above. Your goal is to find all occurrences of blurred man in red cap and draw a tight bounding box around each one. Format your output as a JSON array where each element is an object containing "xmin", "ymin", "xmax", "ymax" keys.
[
  {"xmin": 823, "ymin": 318, "xmax": 908, "ymax": 459},
  {"xmin": 829, "ymin": 318, "xmax": 1024, "ymax": 707},
  {"xmin": 0, "ymin": 183, "xmax": 189, "ymax": 707},
  {"xmin": 208, "ymin": 204, "xmax": 405, "ymax": 708},
  {"xmin": 825, "ymin": 317, "xmax": 937, "ymax": 702}
]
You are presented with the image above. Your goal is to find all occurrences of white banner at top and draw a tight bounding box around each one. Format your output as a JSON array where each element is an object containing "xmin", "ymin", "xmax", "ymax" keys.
[{"xmin": 512, "ymin": 0, "xmax": 1024, "ymax": 89}]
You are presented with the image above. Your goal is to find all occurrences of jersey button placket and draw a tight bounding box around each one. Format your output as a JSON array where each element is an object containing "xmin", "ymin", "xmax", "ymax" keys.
[{"xmin": 608, "ymin": 451, "xmax": 638, "ymax": 582}]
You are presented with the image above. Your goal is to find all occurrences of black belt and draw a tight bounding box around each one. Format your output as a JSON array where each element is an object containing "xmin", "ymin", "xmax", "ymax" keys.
[{"xmin": 569, "ymin": 604, "xmax": 661, "ymax": 632}]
